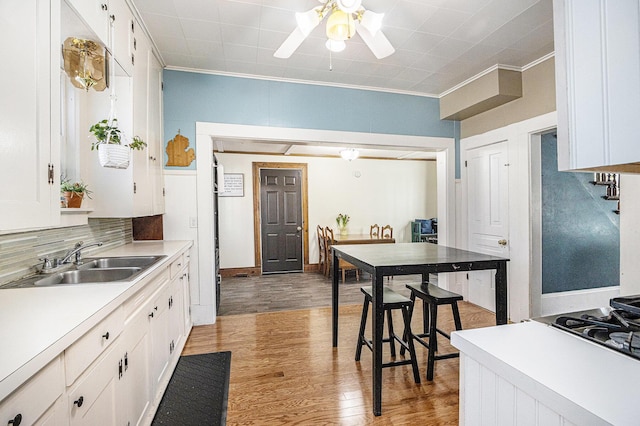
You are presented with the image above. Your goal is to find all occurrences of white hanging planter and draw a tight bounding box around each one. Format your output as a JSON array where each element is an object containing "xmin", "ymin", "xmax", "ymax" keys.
[{"xmin": 98, "ymin": 144, "xmax": 130, "ymax": 169}]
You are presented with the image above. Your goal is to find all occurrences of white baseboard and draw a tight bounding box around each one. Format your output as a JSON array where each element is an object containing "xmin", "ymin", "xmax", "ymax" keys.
[{"xmin": 540, "ymin": 286, "xmax": 620, "ymax": 316}]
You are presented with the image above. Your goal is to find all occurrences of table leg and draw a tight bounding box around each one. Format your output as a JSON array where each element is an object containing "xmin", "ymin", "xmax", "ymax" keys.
[
  {"xmin": 332, "ymin": 248, "xmax": 340, "ymax": 347},
  {"xmin": 372, "ymin": 271, "xmax": 384, "ymax": 416},
  {"xmin": 494, "ymin": 261, "xmax": 508, "ymax": 325}
]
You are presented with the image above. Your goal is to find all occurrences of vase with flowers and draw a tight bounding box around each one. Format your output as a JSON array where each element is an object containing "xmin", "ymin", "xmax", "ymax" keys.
[{"xmin": 336, "ymin": 213, "xmax": 350, "ymax": 236}]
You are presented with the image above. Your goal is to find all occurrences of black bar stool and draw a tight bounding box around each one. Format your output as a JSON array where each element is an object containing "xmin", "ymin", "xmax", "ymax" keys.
[
  {"xmin": 355, "ymin": 286, "xmax": 421, "ymax": 384},
  {"xmin": 403, "ymin": 282, "xmax": 463, "ymax": 381}
]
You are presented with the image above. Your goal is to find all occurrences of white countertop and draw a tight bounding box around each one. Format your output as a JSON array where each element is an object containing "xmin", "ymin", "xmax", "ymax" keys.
[
  {"xmin": 452, "ymin": 320, "xmax": 640, "ymax": 425},
  {"xmin": 0, "ymin": 240, "xmax": 192, "ymax": 402}
]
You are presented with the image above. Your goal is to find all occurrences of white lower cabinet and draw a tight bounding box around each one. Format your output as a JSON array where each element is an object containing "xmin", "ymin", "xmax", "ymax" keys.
[
  {"xmin": 149, "ymin": 277, "xmax": 171, "ymax": 392},
  {"xmin": 120, "ymin": 302, "xmax": 152, "ymax": 426},
  {"xmin": 0, "ymin": 356, "xmax": 64, "ymax": 426},
  {"xmin": 68, "ymin": 344, "xmax": 121, "ymax": 426},
  {"xmin": 0, "ymin": 247, "xmax": 193, "ymax": 425}
]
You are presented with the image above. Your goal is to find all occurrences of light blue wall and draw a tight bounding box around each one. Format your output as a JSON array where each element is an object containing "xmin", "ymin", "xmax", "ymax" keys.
[
  {"xmin": 162, "ymin": 70, "xmax": 460, "ymax": 175},
  {"xmin": 541, "ymin": 134, "xmax": 620, "ymax": 293}
]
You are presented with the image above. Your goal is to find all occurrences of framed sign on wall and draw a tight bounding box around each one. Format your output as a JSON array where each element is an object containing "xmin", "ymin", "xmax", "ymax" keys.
[{"xmin": 221, "ymin": 173, "xmax": 244, "ymax": 197}]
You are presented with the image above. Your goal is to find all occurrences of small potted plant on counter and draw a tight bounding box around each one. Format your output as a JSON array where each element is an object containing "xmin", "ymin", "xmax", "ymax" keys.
[
  {"xmin": 90, "ymin": 118, "xmax": 147, "ymax": 169},
  {"xmin": 61, "ymin": 178, "xmax": 92, "ymax": 208}
]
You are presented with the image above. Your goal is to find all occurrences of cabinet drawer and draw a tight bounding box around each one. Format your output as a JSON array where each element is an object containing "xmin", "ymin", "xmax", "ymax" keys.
[
  {"xmin": 65, "ymin": 307, "xmax": 124, "ymax": 386},
  {"xmin": 169, "ymin": 254, "xmax": 184, "ymax": 279},
  {"xmin": 0, "ymin": 356, "xmax": 63, "ymax": 425},
  {"xmin": 123, "ymin": 268, "xmax": 169, "ymax": 322}
]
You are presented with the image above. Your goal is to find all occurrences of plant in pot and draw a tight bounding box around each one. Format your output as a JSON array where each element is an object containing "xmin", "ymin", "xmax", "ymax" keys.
[
  {"xmin": 61, "ymin": 178, "xmax": 92, "ymax": 208},
  {"xmin": 90, "ymin": 118, "xmax": 147, "ymax": 169}
]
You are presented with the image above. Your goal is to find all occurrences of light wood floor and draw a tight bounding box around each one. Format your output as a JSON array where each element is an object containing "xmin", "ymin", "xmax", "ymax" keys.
[{"xmin": 183, "ymin": 272, "xmax": 496, "ymax": 424}]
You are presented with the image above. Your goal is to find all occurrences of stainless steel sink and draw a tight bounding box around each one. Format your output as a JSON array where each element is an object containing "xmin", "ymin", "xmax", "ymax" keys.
[
  {"xmin": 2, "ymin": 255, "xmax": 167, "ymax": 289},
  {"xmin": 78, "ymin": 256, "xmax": 164, "ymax": 270},
  {"xmin": 34, "ymin": 267, "xmax": 142, "ymax": 286}
]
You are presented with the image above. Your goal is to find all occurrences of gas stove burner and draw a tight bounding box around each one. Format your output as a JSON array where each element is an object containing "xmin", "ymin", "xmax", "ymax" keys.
[{"xmin": 550, "ymin": 308, "xmax": 640, "ymax": 361}]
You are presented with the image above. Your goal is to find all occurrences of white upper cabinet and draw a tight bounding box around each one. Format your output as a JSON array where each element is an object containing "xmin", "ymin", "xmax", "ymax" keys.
[
  {"xmin": 0, "ymin": 0, "xmax": 61, "ymax": 232},
  {"xmin": 148, "ymin": 52, "xmax": 165, "ymax": 214},
  {"xmin": 554, "ymin": 0, "xmax": 640, "ymax": 171},
  {"xmin": 108, "ymin": 0, "xmax": 134, "ymax": 76},
  {"xmin": 66, "ymin": 0, "xmax": 110, "ymax": 47}
]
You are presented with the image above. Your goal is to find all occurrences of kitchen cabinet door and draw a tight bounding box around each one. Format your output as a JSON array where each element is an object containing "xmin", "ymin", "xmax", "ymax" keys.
[
  {"xmin": 554, "ymin": 0, "xmax": 640, "ymax": 171},
  {"xmin": 66, "ymin": 0, "xmax": 110, "ymax": 46},
  {"xmin": 108, "ymin": 0, "xmax": 134, "ymax": 77},
  {"xmin": 148, "ymin": 51, "xmax": 165, "ymax": 215},
  {"xmin": 0, "ymin": 356, "xmax": 64, "ymax": 426},
  {"xmin": 119, "ymin": 303, "xmax": 151, "ymax": 426},
  {"xmin": 168, "ymin": 275, "xmax": 185, "ymax": 356},
  {"xmin": 132, "ymin": 31, "xmax": 153, "ymax": 217},
  {"xmin": 68, "ymin": 344, "xmax": 121, "ymax": 426},
  {"xmin": 149, "ymin": 277, "xmax": 171, "ymax": 393},
  {"xmin": 0, "ymin": 0, "xmax": 60, "ymax": 231}
]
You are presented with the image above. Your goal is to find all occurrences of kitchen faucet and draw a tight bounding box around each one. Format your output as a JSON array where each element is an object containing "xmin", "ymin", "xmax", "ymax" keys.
[{"xmin": 60, "ymin": 241, "xmax": 103, "ymax": 265}]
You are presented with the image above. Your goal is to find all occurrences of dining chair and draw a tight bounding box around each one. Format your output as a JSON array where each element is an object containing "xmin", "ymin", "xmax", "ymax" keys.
[
  {"xmin": 325, "ymin": 227, "xmax": 359, "ymax": 283},
  {"xmin": 322, "ymin": 228, "xmax": 332, "ymax": 277},
  {"xmin": 317, "ymin": 225, "xmax": 326, "ymax": 275},
  {"xmin": 369, "ymin": 224, "xmax": 380, "ymax": 238},
  {"xmin": 381, "ymin": 225, "xmax": 393, "ymax": 239}
]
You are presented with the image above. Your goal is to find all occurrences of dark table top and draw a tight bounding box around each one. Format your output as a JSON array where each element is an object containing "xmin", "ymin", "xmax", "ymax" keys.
[{"xmin": 332, "ymin": 242, "xmax": 509, "ymax": 269}]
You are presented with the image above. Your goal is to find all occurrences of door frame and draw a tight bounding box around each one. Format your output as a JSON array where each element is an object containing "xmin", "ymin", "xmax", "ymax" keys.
[
  {"xmin": 253, "ymin": 162, "xmax": 309, "ymax": 271},
  {"xmin": 195, "ymin": 122, "xmax": 455, "ymax": 323}
]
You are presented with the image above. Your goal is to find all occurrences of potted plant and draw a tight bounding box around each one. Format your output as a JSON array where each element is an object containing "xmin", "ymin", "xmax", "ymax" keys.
[
  {"xmin": 89, "ymin": 118, "xmax": 147, "ymax": 169},
  {"xmin": 336, "ymin": 213, "xmax": 350, "ymax": 236},
  {"xmin": 61, "ymin": 178, "xmax": 92, "ymax": 208}
]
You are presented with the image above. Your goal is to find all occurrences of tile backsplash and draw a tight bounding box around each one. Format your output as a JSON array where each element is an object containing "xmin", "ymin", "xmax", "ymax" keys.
[{"xmin": 0, "ymin": 218, "xmax": 133, "ymax": 286}]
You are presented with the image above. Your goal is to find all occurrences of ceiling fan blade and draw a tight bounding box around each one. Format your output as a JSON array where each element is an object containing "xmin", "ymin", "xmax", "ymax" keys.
[
  {"xmin": 274, "ymin": 27, "xmax": 308, "ymax": 58},
  {"xmin": 356, "ymin": 25, "xmax": 395, "ymax": 59}
]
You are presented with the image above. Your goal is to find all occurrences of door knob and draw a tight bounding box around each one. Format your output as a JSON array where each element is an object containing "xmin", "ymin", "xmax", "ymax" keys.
[
  {"xmin": 296, "ymin": 226, "xmax": 302, "ymax": 231},
  {"xmin": 498, "ymin": 239, "xmax": 507, "ymax": 246}
]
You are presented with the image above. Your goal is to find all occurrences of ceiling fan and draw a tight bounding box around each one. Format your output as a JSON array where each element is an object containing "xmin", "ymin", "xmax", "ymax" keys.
[{"xmin": 274, "ymin": 0, "xmax": 395, "ymax": 60}]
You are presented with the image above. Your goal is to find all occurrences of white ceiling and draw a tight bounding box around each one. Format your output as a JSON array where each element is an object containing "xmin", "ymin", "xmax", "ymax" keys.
[
  {"xmin": 128, "ymin": 0, "xmax": 554, "ymax": 158},
  {"xmin": 130, "ymin": 0, "xmax": 554, "ymax": 97}
]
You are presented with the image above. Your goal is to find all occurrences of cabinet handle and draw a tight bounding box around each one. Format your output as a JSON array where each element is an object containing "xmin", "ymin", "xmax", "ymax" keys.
[
  {"xmin": 101, "ymin": 3, "xmax": 107, "ymax": 10},
  {"xmin": 124, "ymin": 352, "xmax": 129, "ymax": 371},
  {"xmin": 74, "ymin": 396, "xmax": 84, "ymax": 407},
  {"xmin": 102, "ymin": 331, "xmax": 110, "ymax": 340},
  {"xmin": 110, "ymin": 14, "xmax": 115, "ymax": 23},
  {"xmin": 118, "ymin": 359, "xmax": 123, "ymax": 379},
  {"xmin": 8, "ymin": 414, "xmax": 22, "ymax": 425},
  {"xmin": 149, "ymin": 312, "xmax": 154, "ymax": 318}
]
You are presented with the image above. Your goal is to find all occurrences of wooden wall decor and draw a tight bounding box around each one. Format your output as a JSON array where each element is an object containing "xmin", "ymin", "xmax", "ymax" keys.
[{"xmin": 166, "ymin": 131, "xmax": 196, "ymax": 167}]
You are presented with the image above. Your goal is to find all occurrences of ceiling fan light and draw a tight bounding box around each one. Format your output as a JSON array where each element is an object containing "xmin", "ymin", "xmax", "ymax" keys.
[
  {"xmin": 326, "ymin": 9, "xmax": 356, "ymax": 41},
  {"xmin": 326, "ymin": 39, "xmax": 346, "ymax": 52},
  {"xmin": 360, "ymin": 10, "xmax": 384, "ymax": 36},
  {"xmin": 340, "ymin": 148, "xmax": 359, "ymax": 161},
  {"xmin": 336, "ymin": 0, "xmax": 362, "ymax": 13},
  {"xmin": 296, "ymin": 7, "xmax": 322, "ymax": 36}
]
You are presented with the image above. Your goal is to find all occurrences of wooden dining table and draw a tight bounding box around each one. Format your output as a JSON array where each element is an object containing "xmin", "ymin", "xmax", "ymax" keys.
[
  {"xmin": 331, "ymin": 242, "xmax": 509, "ymax": 416},
  {"xmin": 330, "ymin": 233, "xmax": 395, "ymax": 245}
]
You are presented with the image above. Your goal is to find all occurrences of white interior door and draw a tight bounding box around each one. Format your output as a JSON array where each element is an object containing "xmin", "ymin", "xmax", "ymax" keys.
[{"xmin": 467, "ymin": 141, "xmax": 510, "ymax": 311}]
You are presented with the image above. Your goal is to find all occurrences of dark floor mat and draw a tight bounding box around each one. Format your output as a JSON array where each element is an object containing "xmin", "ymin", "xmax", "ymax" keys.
[{"xmin": 152, "ymin": 351, "xmax": 232, "ymax": 426}]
